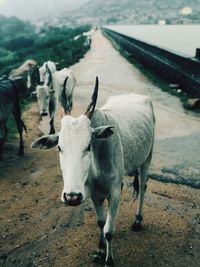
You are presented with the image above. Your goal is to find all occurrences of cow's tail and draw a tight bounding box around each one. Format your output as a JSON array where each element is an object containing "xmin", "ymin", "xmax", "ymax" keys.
[
  {"xmin": 133, "ymin": 170, "xmax": 139, "ymax": 202},
  {"xmin": 133, "ymin": 170, "xmax": 148, "ymax": 202}
]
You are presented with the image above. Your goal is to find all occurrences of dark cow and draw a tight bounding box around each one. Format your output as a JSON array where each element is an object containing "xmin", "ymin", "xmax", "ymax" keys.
[
  {"xmin": 29, "ymin": 65, "xmax": 41, "ymax": 92},
  {"xmin": 0, "ymin": 77, "xmax": 27, "ymax": 159}
]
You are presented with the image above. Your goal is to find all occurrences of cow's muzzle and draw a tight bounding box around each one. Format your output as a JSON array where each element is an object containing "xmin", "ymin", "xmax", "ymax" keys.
[{"xmin": 63, "ymin": 192, "xmax": 83, "ymax": 206}]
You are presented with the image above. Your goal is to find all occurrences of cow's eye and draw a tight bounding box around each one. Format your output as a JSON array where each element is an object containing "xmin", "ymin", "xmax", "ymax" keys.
[{"xmin": 58, "ymin": 145, "xmax": 62, "ymax": 152}]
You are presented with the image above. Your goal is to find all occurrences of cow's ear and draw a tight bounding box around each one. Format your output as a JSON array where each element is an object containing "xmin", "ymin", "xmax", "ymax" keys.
[
  {"xmin": 31, "ymin": 134, "xmax": 59, "ymax": 150},
  {"xmin": 93, "ymin": 126, "xmax": 114, "ymax": 140}
]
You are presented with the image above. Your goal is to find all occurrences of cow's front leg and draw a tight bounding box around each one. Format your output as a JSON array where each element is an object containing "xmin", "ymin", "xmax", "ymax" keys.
[
  {"xmin": 49, "ymin": 99, "xmax": 56, "ymax": 134},
  {"xmin": 0, "ymin": 122, "xmax": 6, "ymax": 159},
  {"xmin": 14, "ymin": 116, "xmax": 24, "ymax": 155},
  {"xmin": 49, "ymin": 116, "xmax": 55, "ymax": 134},
  {"xmin": 104, "ymin": 189, "xmax": 121, "ymax": 266},
  {"xmin": 0, "ymin": 139, "xmax": 4, "ymax": 159},
  {"xmin": 92, "ymin": 198, "xmax": 106, "ymax": 264}
]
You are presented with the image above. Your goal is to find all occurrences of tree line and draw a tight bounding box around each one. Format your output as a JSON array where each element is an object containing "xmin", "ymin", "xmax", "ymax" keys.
[{"xmin": 0, "ymin": 15, "xmax": 91, "ymax": 76}]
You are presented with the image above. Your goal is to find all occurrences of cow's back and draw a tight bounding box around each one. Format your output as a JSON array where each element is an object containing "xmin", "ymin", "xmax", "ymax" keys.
[
  {"xmin": 0, "ymin": 80, "xmax": 16, "ymax": 121},
  {"xmin": 54, "ymin": 68, "xmax": 76, "ymax": 98},
  {"xmin": 100, "ymin": 94, "xmax": 155, "ymax": 175}
]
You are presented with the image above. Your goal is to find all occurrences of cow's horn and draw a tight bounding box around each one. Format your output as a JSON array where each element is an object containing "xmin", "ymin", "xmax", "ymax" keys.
[
  {"xmin": 46, "ymin": 64, "xmax": 52, "ymax": 87},
  {"xmin": 61, "ymin": 76, "xmax": 70, "ymax": 115},
  {"xmin": 85, "ymin": 76, "xmax": 99, "ymax": 119}
]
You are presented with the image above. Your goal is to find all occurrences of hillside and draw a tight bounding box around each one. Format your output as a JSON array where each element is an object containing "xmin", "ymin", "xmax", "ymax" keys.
[
  {"xmin": 61, "ymin": 0, "xmax": 200, "ymax": 26},
  {"xmin": 0, "ymin": 0, "xmax": 88, "ymax": 20},
  {"xmin": 0, "ymin": 15, "xmax": 90, "ymax": 76}
]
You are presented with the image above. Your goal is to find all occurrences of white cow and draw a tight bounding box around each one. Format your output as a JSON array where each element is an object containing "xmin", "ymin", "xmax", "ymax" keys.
[
  {"xmin": 34, "ymin": 84, "xmax": 56, "ymax": 134},
  {"xmin": 39, "ymin": 61, "xmax": 76, "ymax": 113},
  {"xmin": 31, "ymin": 77, "xmax": 155, "ymax": 266},
  {"xmin": 82, "ymin": 28, "xmax": 95, "ymax": 47},
  {"xmin": 34, "ymin": 61, "xmax": 76, "ymax": 133}
]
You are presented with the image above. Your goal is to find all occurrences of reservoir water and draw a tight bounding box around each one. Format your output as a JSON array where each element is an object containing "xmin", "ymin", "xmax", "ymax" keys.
[{"xmin": 105, "ymin": 25, "xmax": 200, "ymax": 58}]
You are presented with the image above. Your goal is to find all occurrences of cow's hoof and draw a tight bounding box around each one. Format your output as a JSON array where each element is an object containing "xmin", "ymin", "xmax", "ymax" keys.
[
  {"xmin": 105, "ymin": 256, "xmax": 114, "ymax": 266},
  {"xmin": 131, "ymin": 221, "xmax": 143, "ymax": 232},
  {"xmin": 92, "ymin": 250, "xmax": 106, "ymax": 264}
]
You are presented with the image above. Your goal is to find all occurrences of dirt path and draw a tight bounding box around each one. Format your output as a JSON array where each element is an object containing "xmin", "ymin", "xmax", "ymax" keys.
[{"xmin": 0, "ymin": 30, "xmax": 200, "ymax": 267}]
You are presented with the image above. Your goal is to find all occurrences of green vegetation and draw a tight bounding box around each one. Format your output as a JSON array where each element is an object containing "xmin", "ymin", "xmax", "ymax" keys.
[
  {"xmin": 0, "ymin": 15, "xmax": 91, "ymax": 139},
  {"xmin": 0, "ymin": 15, "xmax": 91, "ymax": 76}
]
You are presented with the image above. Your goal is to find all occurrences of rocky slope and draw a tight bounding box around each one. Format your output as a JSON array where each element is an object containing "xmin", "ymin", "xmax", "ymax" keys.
[{"xmin": 62, "ymin": 0, "xmax": 200, "ymax": 26}]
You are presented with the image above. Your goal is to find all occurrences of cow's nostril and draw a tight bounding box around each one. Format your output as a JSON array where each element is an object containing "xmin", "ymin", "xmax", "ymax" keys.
[
  {"xmin": 77, "ymin": 192, "xmax": 83, "ymax": 201},
  {"xmin": 63, "ymin": 192, "xmax": 83, "ymax": 206}
]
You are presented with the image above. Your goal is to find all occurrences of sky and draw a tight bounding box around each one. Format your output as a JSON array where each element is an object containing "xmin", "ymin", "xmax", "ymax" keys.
[{"xmin": 0, "ymin": 0, "xmax": 88, "ymax": 20}]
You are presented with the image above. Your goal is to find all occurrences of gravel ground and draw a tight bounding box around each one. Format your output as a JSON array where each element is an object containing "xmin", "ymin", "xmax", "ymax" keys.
[{"xmin": 0, "ymin": 30, "xmax": 200, "ymax": 267}]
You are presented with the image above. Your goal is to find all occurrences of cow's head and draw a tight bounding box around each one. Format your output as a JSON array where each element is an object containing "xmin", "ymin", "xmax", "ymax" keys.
[
  {"xmin": 39, "ymin": 61, "xmax": 55, "ymax": 85},
  {"xmin": 34, "ymin": 85, "xmax": 54, "ymax": 116},
  {"xmin": 31, "ymin": 77, "xmax": 114, "ymax": 206},
  {"xmin": 38, "ymin": 64, "xmax": 46, "ymax": 84}
]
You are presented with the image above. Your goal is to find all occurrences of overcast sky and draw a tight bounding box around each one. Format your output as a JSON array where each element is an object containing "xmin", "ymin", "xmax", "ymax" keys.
[{"xmin": 0, "ymin": 0, "xmax": 88, "ymax": 20}]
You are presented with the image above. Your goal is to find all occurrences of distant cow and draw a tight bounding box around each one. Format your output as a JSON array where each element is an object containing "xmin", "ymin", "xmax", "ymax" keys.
[
  {"xmin": 39, "ymin": 61, "xmax": 76, "ymax": 112},
  {"xmin": 34, "ymin": 61, "xmax": 76, "ymax": 133},
  {"xmin": 33, "ymin": 82, "xmax": 56, "ymax": 134},
  {"xmin": 31, "ymin": 77, "xmax": 155, "ymax": 266},
  {"xmin": 0, "ymin": 77, "xmax": 27, "ymax": 159},
  {"xmin": 82, "ymin": 28, "xmax": 95, "ymax": 48},
  {"xmin": 9, "ymin": 59, "xmax": 40, "ymax": 93},
  {"xmin": 33, "ymin": 76, "xmax": 71, "ymax": 134}
]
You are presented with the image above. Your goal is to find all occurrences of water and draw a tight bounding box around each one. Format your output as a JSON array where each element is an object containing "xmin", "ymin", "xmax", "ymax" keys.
[{"xmin": 105, "ymin": 25, "xmax": 200, "ymax": 58}]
